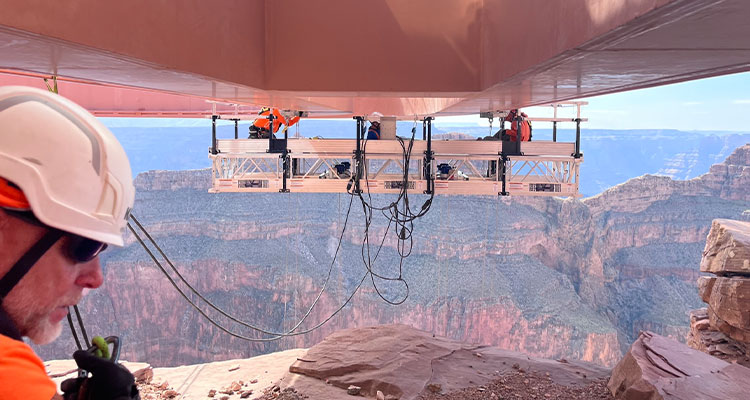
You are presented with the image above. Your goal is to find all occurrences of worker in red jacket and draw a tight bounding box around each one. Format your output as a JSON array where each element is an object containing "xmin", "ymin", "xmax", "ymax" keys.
[{"xmin": 503, "ymin": 109, "xmax": 532, "ymax": 142}]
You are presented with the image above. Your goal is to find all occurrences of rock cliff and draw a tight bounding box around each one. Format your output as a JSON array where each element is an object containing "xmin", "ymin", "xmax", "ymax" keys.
[
  {"xmin": 34, "ymin": 145, "xmax": 750, "ymax": 369},
  {"xmin": 687, "ymin": 218, "xmax": 750, "ymax": 366}
]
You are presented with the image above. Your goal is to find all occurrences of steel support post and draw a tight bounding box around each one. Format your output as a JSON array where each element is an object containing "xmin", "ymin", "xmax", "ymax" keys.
[
  {"xmin": 574, "ymin": 118, "xmax": 582, "ymax": 158},
  {"xmin": 424, "ymin": 117, "xmax": 434, "ymax": 194},
  {"xmin": 267, "ymin": 112, "xmax": 275, "ymax": 150},
  {"xmin": 353, "ymin": 116, "xmax": 364, "ymax": 194},
  {"xmin": 211, "ymin": 115, "xmax": 218, "ymax": 155},
  {"xmin": 552, "ymin": 121, "xmax": 557, "ymax": 142}
]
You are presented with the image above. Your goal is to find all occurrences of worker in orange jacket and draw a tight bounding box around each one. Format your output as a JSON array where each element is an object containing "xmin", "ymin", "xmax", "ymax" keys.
[
  {"xmin": 503, "ymin": 109, "xmax": 532, "ymax": 142},
  {"xmin": 249, "ymin": 107, "xmax": 302, "ymax": 138},
  {"xmin": 0, "ymin": 87, "xmax": 139, "ymax": 399}
]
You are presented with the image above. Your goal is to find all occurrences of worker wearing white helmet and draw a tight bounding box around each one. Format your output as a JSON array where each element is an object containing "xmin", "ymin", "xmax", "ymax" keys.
[{"xmin": 0, "ymin": 86, "xmax": 139, "ymax": 399}]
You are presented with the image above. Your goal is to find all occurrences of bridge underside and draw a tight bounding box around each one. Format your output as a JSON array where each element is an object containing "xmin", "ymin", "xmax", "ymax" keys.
[{"xmin": 1, "ymin": 0, "xmax": 749, "ymax": 117}]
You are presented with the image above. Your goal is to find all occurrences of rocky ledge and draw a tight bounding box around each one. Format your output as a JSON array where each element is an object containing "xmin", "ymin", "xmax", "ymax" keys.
[
  {"xmin": 608, "ymin": 331, "xmax": 750, "ymax": 399},
  {"xmin": 282, "ymin": 324, "xmax": 611, "ymax": 400},
  {"xmin": 688, "ymin": 219, "xmax": 750, "ymax": 365}
]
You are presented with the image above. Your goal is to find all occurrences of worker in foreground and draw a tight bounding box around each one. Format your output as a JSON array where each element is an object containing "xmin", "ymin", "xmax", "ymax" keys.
[{"xmin": 0, "ymin": 86, "xmax": 139, "ymax": 399}]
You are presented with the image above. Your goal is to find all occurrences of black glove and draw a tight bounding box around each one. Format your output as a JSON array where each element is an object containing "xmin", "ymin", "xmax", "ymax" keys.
[{"xmin": 61, "ymin": 350, "xmax": 140, "ymax": 400}]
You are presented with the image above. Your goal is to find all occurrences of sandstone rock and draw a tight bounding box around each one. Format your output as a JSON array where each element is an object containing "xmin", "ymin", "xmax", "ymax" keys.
[
  {"xmin": 426, "ymin": 383, "xmax": 441, "ymax": 393},
  {"xmin": 208, "ymin": 389, "xmax": 216, "ymax": 397},
  {"xmin": 288, "ymin": 325, "xmax": 609, "ymax": 400},
  {"xmin": 376, "ymin": 390, "xmax": 385, "ymax": 400},
  {"xmin": 707, "ymin": 276, "xmax": 750, "ymax": 332},
  {"xmin": 347, "ymin": 385, "xmax": 361, "ymax": 395},
  {"xmin": 609, "ymin": 331, "xmax": 750, "ymax": 399},
  {"xmin": 384, "ymin": 395, "xmax": 399, "ymax": 400},
  {"xmin": 231, "ymin": 381, "xmax": 242, "ymax": 391},
  {"xmin": 133, "ymin": 366, "xmax": 154, "ymax": 384},
  {"xmin": 690, "ymin": 308, "xmax": 711, "ymax": 332},
  {"xmin": 162, "ymin": 390, "xmax": 178, "ymax": 398},
  {"xmin": 688, "ymin": 308, "xmax": 750, "ymax": 367},
  {"xmin": 697, "ymin": 276, "xmax": 716, "ymax": 303},
  {"xmin": 708, "ymin": 306, "xmax": 750, "ymax": 343},
  {"xmin": 240, "ymin": 390, "xmax": 253, "ymax": 398},
  {"xmin": 700, "ymin": 219, "xmax": 750, "ymax": 275}
]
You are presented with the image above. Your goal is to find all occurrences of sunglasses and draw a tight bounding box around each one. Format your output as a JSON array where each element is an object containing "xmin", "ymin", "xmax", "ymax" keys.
[
  {"xmin": 66, "ymin": 234, "xmax": 108, "ymax": 263},
  {"xmin": 5, "ymin": 210, "xmax": 108, "ymax": 263}
]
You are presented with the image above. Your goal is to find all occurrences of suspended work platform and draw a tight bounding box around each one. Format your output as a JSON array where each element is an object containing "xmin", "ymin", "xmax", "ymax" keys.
[{"xmin": 209, "ymin": 138, "xmax": 582, "ymax": 197}]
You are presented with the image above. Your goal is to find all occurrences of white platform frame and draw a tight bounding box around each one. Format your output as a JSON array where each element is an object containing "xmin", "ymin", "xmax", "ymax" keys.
[{"xmin": 209, "ymin": 138, "xmax": 582, "ymax": 197}]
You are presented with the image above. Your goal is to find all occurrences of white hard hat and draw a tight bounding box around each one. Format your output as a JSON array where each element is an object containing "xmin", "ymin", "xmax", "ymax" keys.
[
  {"xmin": 0, "ymin": 86, "xmax": 135, "ymax": 246},
  {"xmin": 368, "ymin": 112, "xmax": 383, "ymax": 123}
]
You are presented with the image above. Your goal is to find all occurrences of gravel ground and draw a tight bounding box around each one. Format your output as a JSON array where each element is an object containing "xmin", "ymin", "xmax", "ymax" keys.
[
  {"xmin": 417, "ymin": 371, "xmax": 613, "ymax": 400},
  {"xmin": 137, "ymin": 371, "xmax": 612, "ymax": 400},
  {"xmin": 255, "ymin": 386, "xmax": 308, "ymax": 400}
]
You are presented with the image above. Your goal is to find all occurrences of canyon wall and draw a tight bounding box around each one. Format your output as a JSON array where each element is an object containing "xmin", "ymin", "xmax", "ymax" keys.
[{"xmin": 34, "ymin": 145, "xmax": 750, "ymax": 368}]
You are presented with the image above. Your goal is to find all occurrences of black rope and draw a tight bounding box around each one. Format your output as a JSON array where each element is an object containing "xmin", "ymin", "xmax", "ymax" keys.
[
  {"xmin": 66, "ymin": 310, "xmax": 83, "ymax": 350},
  {"xmin": 348, "ymin": 121, "xmax": 434, "ymax": 305},
  {"xmin": 126, "ymin": 195, "xmax": 367, "ymax": 341},
  {"xmin": 73, "ymin": 305, "xmax": 90, "ymax": 346}
]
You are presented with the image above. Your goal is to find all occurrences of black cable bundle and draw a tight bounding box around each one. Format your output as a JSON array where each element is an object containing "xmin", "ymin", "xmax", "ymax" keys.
[{"xmin": 348, "ymin": 121, "xmax": 434, "ymax": 305}]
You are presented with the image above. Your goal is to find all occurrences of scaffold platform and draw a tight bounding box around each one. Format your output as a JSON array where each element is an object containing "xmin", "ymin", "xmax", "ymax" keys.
[{"xmin": 209, "ymin": 138, "xmax": 582, "ymax": 197}]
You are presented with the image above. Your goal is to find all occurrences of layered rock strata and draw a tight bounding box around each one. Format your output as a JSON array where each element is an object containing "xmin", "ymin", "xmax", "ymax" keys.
[
  {"xmin": 687, "ymin": 219, "xmax": 750, "ymax": 366},
  {"xmin": 285, "ymin": 324, "xmax": 610, "ymax": 400},
  {"xmin": 608, "ymin": 331, "xmax": 750, "ymax": 399},
  {"xmin": 33, "ymin": 144, "xmax": 750, "ymax": 368}
]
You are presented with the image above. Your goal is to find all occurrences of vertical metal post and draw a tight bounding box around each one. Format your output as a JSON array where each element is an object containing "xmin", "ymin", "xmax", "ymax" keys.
[
  {"xmin": 424, "ymin": 117, "xmax": 434, "ymax": 194},
  {"xmin": 515, "ymin": 113, "xmax": 523, "ymax": 155},
  {"xmin": 552, "ymin": 121, "xmax": 557, "ymax": 142},
  {"xmin": 280, "ymin": 151, "xmax": 289, "ymax": 192},
  {"xmin": 422, "ymin": 119, "xmax": 426, "ymax": 141},
  {"xmin": 500, "ymin": 154, "xmax": 508, "ymax": 196},
  {"xmin": 574, "ymin": 118, "xmax": 582, "ymax": 158},
  {"xmin": 211, "ymin": 115, "xmax": 218, "ymax": 155},
  {"xmin": 234, "ymin": 119, "xmax": 238, "ymax": 139},
  {"xmin": 267, "ymin": 112, "xmax": 275, "ymax": 149},
  {"xmin": 353, "ymin": 116, "xmax": 363, "ymax": 194}
]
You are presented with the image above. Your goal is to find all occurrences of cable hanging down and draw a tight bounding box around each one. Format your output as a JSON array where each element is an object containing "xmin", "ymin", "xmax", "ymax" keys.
[
  {"xmin": 127, "ymin": 200, "xmax": 372, "ymax": 341},
  {"xmin": 349, "ymin": 117, "xmax": 435, "ymax": 305},
  {"xmin": 126, "ymin": 118, "xmax": 435, "ymax": 341}
]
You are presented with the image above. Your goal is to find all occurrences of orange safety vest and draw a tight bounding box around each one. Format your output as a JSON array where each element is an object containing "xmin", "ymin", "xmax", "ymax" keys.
[
  {"xmin": 504, "ymin": 111, "xmax": 531, "ymax": 142},
  {"xmin": 0, "ymin": 334, "xmax": 57, "ymax": 399},
  {"xmin": 252, "ymin": 108, "xmax": 287, "ymax": 133}
]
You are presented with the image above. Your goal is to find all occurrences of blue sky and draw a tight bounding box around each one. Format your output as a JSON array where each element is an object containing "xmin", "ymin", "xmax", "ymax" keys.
[
  {"xmin": 438, "ymin": 71, "xmax": 750, "ymax": 131},
  {"xmin": 102, "ymin": 71, "xmax": 750, "ymax": 132}
]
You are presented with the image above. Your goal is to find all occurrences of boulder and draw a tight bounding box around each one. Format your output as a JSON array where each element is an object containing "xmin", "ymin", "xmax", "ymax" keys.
[
  {"xmin": 697, "ymin": 276, "xmax": 716, "ymax": 303},
  {"xmin": 133, "ymin": 366, "xmax": 154, "ymax": 384},
  {"xmin": 700, "ymin": 219, "xmax": 750, "ymax": 275},
  {"xmin": 608, "ymin": 331, "xmax": 750, "ymax": 399},
  {"xmin": 687, "ymin": 308, "xmax": 750, "ymax": 367},
  {"xmin": 708, "ymin": 306, "xmax": 750, "ymax": 343},
  {"xmin": 288, "ymin": 324, "xmax": 609, "ymax": 400},
  {"xmin": 706, "ymin": 276, "xmax": 750, "ymax": 332}
]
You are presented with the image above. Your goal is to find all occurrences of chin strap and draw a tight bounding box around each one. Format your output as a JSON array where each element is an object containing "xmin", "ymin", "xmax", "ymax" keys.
[{"xmin": 0, "ymin": 229, "xmax": 64, "ymax": 300}]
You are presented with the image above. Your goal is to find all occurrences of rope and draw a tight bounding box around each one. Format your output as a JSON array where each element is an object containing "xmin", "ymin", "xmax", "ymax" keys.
[
  {"xmin": 351, "ymin": 123, "xmax": 433, "ymax": 305},
  {"xmin": 127, "ymin": 196, "xmax": 367, "ymax": 341},
  {"xmin": 66, "ymin": 311, "xmax": 83, "ymax": 350},
  {"xmin": 73, "ymin": 305, "xmax": 90, "ymax": 346}
]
